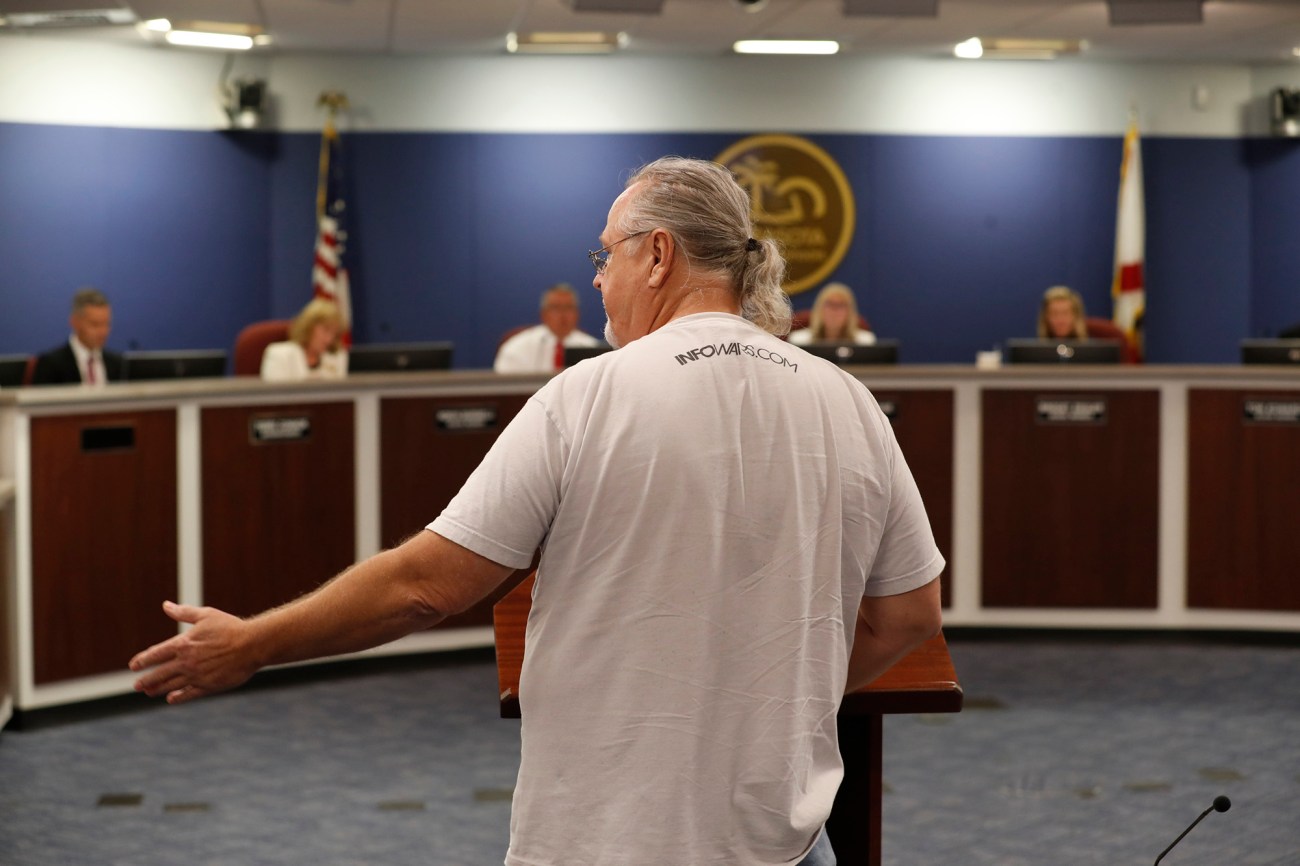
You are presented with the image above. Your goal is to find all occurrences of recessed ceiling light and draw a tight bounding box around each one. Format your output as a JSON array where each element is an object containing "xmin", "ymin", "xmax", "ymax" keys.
[
  {"xmin": 732, "ymin": 40, "xmax": 839, "ymax": 55},
  {"xmin": 141, "ymin": 19, "xmax": 265, "ymax": 50},
  {"xmin": 956, "ymin": 37, "xmax": 1082, "ymax": 61},
  {"xmin": 507, "ymin": 31, "xmax": 623, "ymax": 54},
  {"xmin": 165, "ymin": 30, "xmax": 254, "ymax": 50}
]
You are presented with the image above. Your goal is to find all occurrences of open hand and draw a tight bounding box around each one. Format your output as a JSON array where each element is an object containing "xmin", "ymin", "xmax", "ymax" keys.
[{"xmin": 129, "ymin": 601, "xmax": 260, "ymax": 704}]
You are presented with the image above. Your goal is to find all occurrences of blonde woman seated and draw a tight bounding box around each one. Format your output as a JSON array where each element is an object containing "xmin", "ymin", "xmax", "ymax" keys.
[
  {"xmin": 788, "ymin": 282, "xmax": 877, "ymax": 346},
  {"xmin": 260, "ymin": 299, "xmax": 348, "ymax": 381},
  {"xmin": 1037, "ymin": 285, "xmax": 1088, "ymax": 341}
]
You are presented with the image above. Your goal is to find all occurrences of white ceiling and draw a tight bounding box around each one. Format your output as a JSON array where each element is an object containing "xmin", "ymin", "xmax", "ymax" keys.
[{"xmin": 4, "ymin": 0, "xmax": 1300, "ymax": 63}]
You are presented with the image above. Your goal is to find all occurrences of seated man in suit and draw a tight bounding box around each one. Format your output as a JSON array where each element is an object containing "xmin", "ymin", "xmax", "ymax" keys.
[
  {"xmin": 32, "ymin": 287, "xmax": 123, "ymax": 386},
  {"xmin": 493, "ymin": 283, "xmax": 601, "ymax": 373}
]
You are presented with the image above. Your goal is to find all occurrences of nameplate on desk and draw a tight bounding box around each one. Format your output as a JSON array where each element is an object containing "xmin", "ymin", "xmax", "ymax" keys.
[
  {"xmin": 1243, "ymin": 399, "xmax": 1300, "ymax": 424},
  {"xmin": 1035, "ymin": 397, "xmax": 1107, "ymax": 425},
  {"xmin": 876, "ymin": 398, "xmax": 899, "ymax": 422},
  {"xmin": 435, "ymin": 407, "xmax": 498, "ymax": 431},
  {"xmin": 81, "ymin": 425, "xmax": 135, "ymax": 452},
  {"xmin": 249, "ymin": 415, "xmax": 312, "ymax": 443}
]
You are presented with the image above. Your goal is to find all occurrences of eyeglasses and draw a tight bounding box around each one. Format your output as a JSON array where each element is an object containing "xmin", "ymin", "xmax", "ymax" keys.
[{"xmin": 587, "ymin": 230, "xmax": 649, "ymax": 275}]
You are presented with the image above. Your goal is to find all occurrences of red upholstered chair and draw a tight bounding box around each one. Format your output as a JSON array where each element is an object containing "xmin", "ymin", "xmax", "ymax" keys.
[
  {"xmin": 233, "ymin": 319, "xmax": 291, "ymax": 376},
  {"xmin": 1084, "ymin": 317, "xmax": 1140, "ymax": 364}
]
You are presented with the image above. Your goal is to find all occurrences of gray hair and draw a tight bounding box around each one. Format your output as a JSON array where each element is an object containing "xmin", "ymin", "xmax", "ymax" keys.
[
  {"xmin": 540, "ymin": 282, "xmax": 578, "ymax": 310},
  {"xmin": 618, "ymin": 157, "xmax": 791, "ymax": 336},
  {"xmin": 71, "ymin": 287, "xmax": 109, "ymax": 313}
]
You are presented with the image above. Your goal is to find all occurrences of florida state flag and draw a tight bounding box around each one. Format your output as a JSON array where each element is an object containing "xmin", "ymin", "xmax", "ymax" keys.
[{"xmin": 1111, "ymin": 119, "xmax": 1145, "ymax": 360}]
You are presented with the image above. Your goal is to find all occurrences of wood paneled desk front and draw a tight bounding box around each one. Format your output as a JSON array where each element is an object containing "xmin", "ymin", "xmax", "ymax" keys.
[
  {"xmin": 7, "ymin": 365, "xmax": 1299, "ymax": 716},
  {"xmin": 493, "ymin": 573, "xmax": 963, "ymax": 865}
]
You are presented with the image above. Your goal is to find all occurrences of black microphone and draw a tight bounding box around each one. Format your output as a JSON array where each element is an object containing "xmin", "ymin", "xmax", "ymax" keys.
[{"xmin": 1153, "ymin": 795, "xmax": 1231, "ymax": 865}]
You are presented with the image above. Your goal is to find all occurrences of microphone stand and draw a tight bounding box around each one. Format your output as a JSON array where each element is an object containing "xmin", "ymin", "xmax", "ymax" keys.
[{"xmin": 1154, "ymin": 796, "xmax": 1231, "ymax": 865}]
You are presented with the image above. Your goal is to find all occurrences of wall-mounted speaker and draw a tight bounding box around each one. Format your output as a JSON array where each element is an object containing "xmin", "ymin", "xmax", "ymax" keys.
[
  {"xmin": 1271, "ymin": 88, "xmax": 1300, "ymax": 138},
  {"xmin": 224, "ymin": 79, "xmax": 267, "ymax": 131}
]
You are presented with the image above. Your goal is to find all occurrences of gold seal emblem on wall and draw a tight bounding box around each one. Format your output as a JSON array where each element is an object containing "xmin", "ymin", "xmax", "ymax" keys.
[{"xmin": 717, "ymin": 134, "xmax": 856, "ymax": 296}]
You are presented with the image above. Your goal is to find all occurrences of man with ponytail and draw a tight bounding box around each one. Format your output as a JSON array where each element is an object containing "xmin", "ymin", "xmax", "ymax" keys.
[{"xmin": 131, "ymin": 157, "xmax": 943, "ymax": 866}]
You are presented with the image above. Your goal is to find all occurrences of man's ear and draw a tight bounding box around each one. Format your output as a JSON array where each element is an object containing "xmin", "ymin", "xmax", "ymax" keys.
[{"xmin": 646, "ymin": 229, "xmax": 675, "ymax": 289}]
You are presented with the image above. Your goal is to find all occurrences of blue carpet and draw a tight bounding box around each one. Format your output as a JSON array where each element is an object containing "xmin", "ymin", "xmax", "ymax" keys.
[{"xmin": 1, "ymin": 639, "xmax": 1297, "ymax": 865}]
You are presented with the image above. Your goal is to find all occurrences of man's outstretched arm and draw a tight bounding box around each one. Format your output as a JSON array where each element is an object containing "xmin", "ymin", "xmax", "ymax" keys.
[
  {"xmin": 129, "ymin": 530, "xmax": 514, "ymax": 705},
  {"xmin": 845, "ymin": 576, "xmax": 943, "ymax": 695}
]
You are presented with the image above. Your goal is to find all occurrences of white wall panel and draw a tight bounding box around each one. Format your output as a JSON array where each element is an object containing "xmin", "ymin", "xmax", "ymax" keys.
[
  {"xmin": 0, "ymin": 34, "xmax": 1280, "ymax": 137},
  {"xmin": 0, "ymin": 37, "xmax": 270, "ymax": 130}
]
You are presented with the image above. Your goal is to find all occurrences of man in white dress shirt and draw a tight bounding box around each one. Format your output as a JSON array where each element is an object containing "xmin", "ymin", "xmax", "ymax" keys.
[
  {"xmin": 31, "ymin": 287, "xmax": 123, "ymax": 386},
  {"xmin": 493, "ymin": 283, "xmax": 601, "ymax": 373}
]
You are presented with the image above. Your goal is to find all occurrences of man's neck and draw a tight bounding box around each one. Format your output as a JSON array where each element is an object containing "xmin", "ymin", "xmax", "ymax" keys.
[
  {"xmin": 647, "ymin": 281, "xmax": 740, "ymax": 333},
  {"xmin": 69, "ymin": 334, "xmax": 98, "ymax": 357}
]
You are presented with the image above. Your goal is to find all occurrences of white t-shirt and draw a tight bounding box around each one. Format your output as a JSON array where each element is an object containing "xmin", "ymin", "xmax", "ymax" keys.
[
  {"xmin": 787, "ymin": 327, "xmax": 877, "ymax": 346},
  {"xmin": 493, "ymin": 324, "xmax": 601, "ymax": 374},
  {"xmin": 432, "ymin": 312, "xmax": 943, "ymax": 866},
  {"xmin": 259, "ymin": 341, "xmax": 348, "ymax": 381}
]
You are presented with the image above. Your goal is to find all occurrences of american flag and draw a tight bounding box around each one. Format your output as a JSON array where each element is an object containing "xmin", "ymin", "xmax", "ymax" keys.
[{"xmin": 313, "ymin": 113, "xmax": 353, "ymax": 346}]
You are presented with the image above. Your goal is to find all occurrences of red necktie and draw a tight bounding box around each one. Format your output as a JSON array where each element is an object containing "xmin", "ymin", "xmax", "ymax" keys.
[
  {"xmin": 86, "ymin": 355, "xmax": 97, "ymax": 384},
  {"xmin": 554, "ymin": 340, "xmax": 565, "ymax": 371}
]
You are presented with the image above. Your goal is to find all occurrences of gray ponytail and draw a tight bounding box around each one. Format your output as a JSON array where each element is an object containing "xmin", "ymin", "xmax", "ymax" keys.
[{"xmin": 620, "ymin": 157, "xmax": 792, "ymax": 336}]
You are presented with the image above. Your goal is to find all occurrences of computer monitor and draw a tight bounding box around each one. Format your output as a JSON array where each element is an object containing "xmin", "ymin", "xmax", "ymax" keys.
[
  {"xmin": 1240, "ymin": 339, "xmax": 1300, "ymax": 365},
  {"xmin": 348, "ymin": 342, "xmax": 453, "ymax": 373},
  {"xmin": 563, "ymin": 344, "xmax": 614, "ymax": 366},
  {"xmin": 800, "ymin": 340, "xmax": 899, "ymax": 366},
  {"xmin": 0, "ymin": 354, "xmax": 29, "ymax": 388},
  {"xmin": 123, "ymin": 350, "xmax": 228, "ymax": 381},
  {"xmin": 1004, "ymin": 339, "xmax": 1122, "ymax": 365}
]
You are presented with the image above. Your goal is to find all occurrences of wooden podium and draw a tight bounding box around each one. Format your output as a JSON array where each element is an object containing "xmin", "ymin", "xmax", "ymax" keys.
[{"xmin": 493, "ymin": 574, "xmax": 962, "ymax": 865}]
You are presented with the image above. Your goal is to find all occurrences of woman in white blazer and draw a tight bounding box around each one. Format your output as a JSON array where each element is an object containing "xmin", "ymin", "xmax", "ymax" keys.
[
  {"xmin": 787, "ymin": 282, "xmax": 877, "ymax": 346},
  {"xmin": 260, "ymin": 298, "xmax": 349, "ymax": 381}
]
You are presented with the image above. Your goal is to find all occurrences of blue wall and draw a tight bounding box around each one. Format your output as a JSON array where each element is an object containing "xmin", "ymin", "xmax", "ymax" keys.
[
  {"xmin": 3, "ymin": 122, "xmax": 1297, "ymax": 369},
  {"xmin": 1247, "ymin": 139, "xmax": 1300, "ymax": 340},
  {"xmin": 0, "ymin": 123, "xmax": 272, "ymax": 357}
]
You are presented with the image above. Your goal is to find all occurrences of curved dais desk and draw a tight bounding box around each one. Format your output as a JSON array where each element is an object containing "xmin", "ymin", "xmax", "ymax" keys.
[{"xmin": 2, "ymin": 364, "xmax": 1298, "ymax": 713}]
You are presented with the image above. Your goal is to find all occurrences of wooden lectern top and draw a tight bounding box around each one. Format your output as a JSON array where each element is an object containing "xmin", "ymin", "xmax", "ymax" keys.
[{"xmin": 492, "ymin": 573, "xmax": 962, "ymax": 720}]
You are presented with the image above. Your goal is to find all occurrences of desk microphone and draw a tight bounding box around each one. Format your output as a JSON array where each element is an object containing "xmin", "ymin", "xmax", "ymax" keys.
[{"xmin": 1153, "ymin": 795, "xmax": 1231, "ymax": 865}]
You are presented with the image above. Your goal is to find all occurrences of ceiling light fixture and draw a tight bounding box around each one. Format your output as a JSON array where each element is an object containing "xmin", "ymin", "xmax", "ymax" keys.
[
  {"xmin": 507, "ymin": 31, "xmax": 623, "ymax": 54},
  {"xmin": 732, "ymin": 40, "xmax": 839, "ymax": 55},
  {"xmin": 140, "ymin": 19, "xmax": 265, "ymax": 50},
  {"xmin": 956, "ymin": 37, "xmax": 1082, "ymax": 61},
  {"xmin": 165, "ymin": 30, "xmax": 254, "ymax": 50},
  {"xmin": 0, "ymin": 7, "xmax": 135, "ymax": 28}
]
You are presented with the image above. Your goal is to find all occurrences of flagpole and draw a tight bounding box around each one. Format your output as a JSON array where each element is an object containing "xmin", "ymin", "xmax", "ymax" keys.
[
  {"xmin": 312, "ymin": 90, "xmax": 353, "ymax": 346},
  {"xmin": 316, "ymin": 91, "xmax": 348, "ymax": 218}
]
